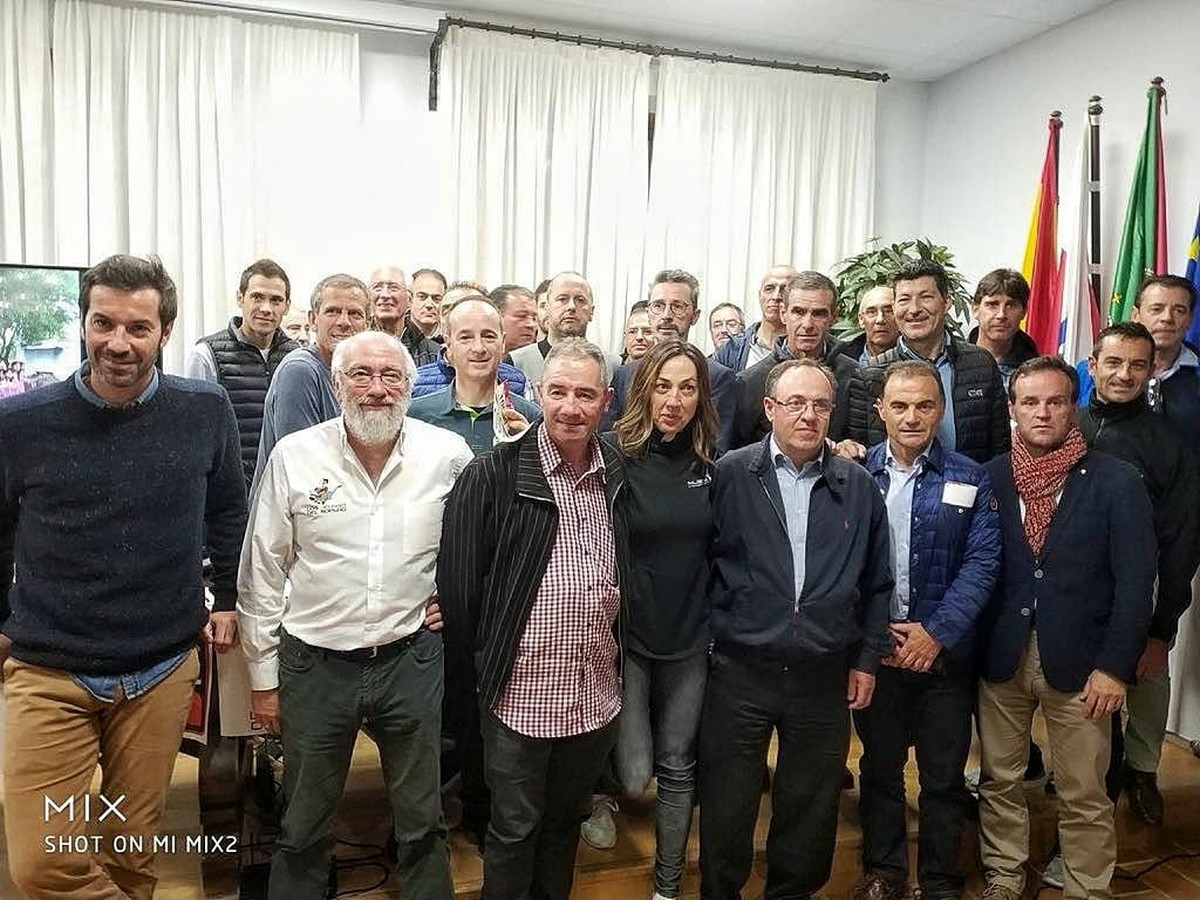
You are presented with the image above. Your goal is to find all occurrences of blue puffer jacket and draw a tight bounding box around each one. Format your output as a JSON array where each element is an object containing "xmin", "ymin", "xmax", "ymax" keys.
[
  {"xmin": 411, "ymin": 348, "xmax": 530, "ymax": 400},
  {"xmin": 865, "ymin": 438, "xmax": 1001, "ymax": 665}
]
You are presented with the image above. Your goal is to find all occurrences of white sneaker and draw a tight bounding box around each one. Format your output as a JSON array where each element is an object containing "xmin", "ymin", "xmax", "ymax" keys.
[
  {"xmin": 1041, "ymin": 852, "xmax": 1064, "ymax": 889},
  {"xmin": 964, "ymin": 768, "xmax": 981, "ymax": 797},
  {"xmin": 651, "ymin": 893, "xmax": 675, "ymax": 900},
  {"xmin": 580, "ymin": 794, "xmax": 618, "ymax": 850}
]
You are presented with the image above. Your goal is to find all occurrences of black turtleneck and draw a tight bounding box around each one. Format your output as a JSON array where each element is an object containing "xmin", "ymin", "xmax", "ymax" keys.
[
  {"xmin": 1079, "ymin": 393, "xmax": 1200, "ymax": 642},
  {"xmin": 619, "ymin": 423, "xmax": 714, "ymax": 659}
]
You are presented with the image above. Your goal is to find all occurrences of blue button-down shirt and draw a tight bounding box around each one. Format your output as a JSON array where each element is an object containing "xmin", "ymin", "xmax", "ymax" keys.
[
  {"xmin": 71, "ymin": 364, "xmax": 189, "ymax": 700},
  {"xmin": 883, "ymin": 446, "xmax": 927, "ymax": 621},
  {"xmin": 897, "ymin": 334, "xmax": 956, "ymax": 451},
  {"xmin": 770, "ymin": 437, "xmax": 824, "ymax": 608}
]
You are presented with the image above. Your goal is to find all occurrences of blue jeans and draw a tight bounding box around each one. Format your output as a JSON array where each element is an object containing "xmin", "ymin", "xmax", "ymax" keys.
[
  {"xmin": 271, "ymin": 630, "xmax": 451, "ymax": 900},
  {"xmin": 614, "ymin": 648, "xmax": 708, "ymax": 898}
]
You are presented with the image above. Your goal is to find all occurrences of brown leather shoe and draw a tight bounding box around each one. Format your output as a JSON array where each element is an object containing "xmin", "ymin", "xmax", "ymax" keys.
[{"xmin": 852, "ymin": 874, "xmax": 907, "ymax": 900}]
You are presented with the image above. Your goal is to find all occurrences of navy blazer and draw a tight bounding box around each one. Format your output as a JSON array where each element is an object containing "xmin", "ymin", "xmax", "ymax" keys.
[
  {"xmin": 603, "ymin": 355, "xmax": 736, "ymax": 456},
  {"xmin": 980, "ymin": 449, "xmax": 1156, "ymax": 693}
]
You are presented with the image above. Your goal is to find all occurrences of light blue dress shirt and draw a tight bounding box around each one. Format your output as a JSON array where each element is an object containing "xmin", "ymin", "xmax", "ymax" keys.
[
  {"xmin": 770, "ymin": 436, "xmax": 824, "ymax": 610},
  {"xmin": 883, "ymin": 446, "xmax": 927, "ymax": 621},
  {"xmin": 897, "ymin": 334, "xmax": 956, "ymax": 451}
]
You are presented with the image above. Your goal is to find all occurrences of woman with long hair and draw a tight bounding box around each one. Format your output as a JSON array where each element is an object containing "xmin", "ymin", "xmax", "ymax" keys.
[{"xmin": 609, "ymin": 339, "xmax": 718, "ymax": 900}]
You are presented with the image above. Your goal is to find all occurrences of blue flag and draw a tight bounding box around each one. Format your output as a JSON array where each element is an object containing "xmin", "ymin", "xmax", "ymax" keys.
[{"xmin": 1184, "ymin": 202, "xmax": 1200, "ymax": 347}]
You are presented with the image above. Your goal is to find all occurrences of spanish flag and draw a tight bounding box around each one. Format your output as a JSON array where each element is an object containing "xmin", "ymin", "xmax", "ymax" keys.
[
  {"xmin": 1110, "ymin": 80, "xmax": 1169, "ymax": 323},
  {"xmin": 1021, "ymin": 114, "xmax": 1062, "ymax": 354}
]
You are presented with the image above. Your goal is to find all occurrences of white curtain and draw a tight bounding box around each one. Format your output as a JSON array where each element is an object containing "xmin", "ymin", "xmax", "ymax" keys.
[
  {"xmin": 442, "ymin": 27, "xmax": 650, "ymax": 353},
  {"xmin": 23, "ymin": 0, "xmax": 360, "ymax": 372},
  {"xmin": 1168, "ymin": 580, "xmax": 1200, "ymax": 742},
  {"xmin": 644, "ymin": 59, "xmax": 877, "ymax": 351},
  {"xmin": 0, "ymin": 0, "xmax": 55, "ymax": 261}
]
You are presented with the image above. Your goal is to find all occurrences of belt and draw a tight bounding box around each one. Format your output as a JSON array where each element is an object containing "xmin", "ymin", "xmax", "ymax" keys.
[{"xmin": 311, "ymin": 630, "xmax": 424, "ymax": 663}]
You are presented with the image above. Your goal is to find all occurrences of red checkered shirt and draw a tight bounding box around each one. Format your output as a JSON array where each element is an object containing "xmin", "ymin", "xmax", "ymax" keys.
[{"xmin": 492, "ymin": 426, "xmax": 622, "ymax": 738}]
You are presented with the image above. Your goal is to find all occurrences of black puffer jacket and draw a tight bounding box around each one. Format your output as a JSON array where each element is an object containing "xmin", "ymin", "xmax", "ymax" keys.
[
  {"xmin": 1079, "ymin": 396, "xmax": 1200, "ymax": 643},
  {"xmin": 846, "ymin": 331, "xmax": 1010, "ymax": 463}
]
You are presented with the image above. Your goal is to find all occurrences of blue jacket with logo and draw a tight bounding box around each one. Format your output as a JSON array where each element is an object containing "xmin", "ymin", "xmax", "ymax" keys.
[
  {"xmin": 411, "ymin": 348, "xmax": 530, "ymax": 400},
  {"xmin": 865, "ymin": 438, "xmax": 1001, "ymax": 668}
]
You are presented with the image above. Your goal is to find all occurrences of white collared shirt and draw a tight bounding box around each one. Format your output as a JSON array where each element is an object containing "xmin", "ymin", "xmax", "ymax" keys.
[{"xmin": 237, "ymin": 416, "xmax": 473, "ymax": 690}]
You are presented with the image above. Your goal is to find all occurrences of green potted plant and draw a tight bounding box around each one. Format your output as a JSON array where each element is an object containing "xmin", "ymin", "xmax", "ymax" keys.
[{"xmin": 832, "ymin": 238, "xmax": 972, "ymax": 339}]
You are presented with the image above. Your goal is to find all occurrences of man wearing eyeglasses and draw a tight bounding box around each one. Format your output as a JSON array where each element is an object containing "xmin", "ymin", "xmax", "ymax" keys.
[
  {"xmin": 603, "ymin": 269, "xmax": 736, "ymax": 455},
  {"xmin": 238, "ymin": 330, "xmax": 474, "ymax": 899},
  {"xmin": 367, "ymin": 265, "xmax": 442, "ymax": 366},
  {"xmin": 700, "ymin": 358, "xmax": 893, "ymax": 900}
]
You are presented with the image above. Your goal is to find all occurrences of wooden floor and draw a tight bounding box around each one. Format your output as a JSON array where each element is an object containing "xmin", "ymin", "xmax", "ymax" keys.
[{"xmin": 2, "ymin": 713, "xmax": 1199, "ymax": 899}]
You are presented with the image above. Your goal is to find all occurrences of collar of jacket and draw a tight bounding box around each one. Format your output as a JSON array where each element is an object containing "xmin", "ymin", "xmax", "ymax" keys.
[
  {"xmin": 898, "ymin": 328, "xmax": 960, "ymax": 364},
  {"xmin": 747, "ymin": 433, "xmax": 845, "ymax": 499},
  {"xmin": 1086, "ymin": 393, "xmax": 1149, "ymax": 422},
  {"xmin": 770, "ymin": 333, "xmax": 848, "ymax": 365},
  {"xmin": 514, "ymin": 425, "xmax": 626, "ymax": 506},
  {"xmin": 865, "ymin": 436, "xmax": 946, "ymax": 477}
]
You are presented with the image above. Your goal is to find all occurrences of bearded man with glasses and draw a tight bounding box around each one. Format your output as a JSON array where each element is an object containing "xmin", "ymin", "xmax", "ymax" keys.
[{"xmin": 237, "ymin": 331, "xmax": 474, "ymax": 899}]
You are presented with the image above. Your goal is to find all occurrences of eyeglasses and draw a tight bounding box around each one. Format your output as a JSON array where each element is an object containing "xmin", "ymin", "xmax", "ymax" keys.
[
  {"xmin": 338, "ymin": 368, "xmax": 408, "ymax": 388},
  {"xmin": 768, "ymin": 396, "xmax": 833, "ymax": 416},
  {"xmin": 648, "ymin": 300, "xmax": 694, "ymax": 316}
]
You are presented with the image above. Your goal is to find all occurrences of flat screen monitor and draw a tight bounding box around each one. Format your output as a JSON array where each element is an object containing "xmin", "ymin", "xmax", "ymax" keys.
[{"xmin": 0, "ymin": 262, "xmax": 87, "ymax": 393}]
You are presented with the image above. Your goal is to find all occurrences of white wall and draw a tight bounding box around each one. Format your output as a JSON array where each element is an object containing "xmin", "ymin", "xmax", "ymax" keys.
[
  {"xmin": 873, "ymin": 77, "xmax": 928, "ymax": 247},
  {"xmin": 921, "ymin": 0, "xmax": 1200, "ymax": 288}
]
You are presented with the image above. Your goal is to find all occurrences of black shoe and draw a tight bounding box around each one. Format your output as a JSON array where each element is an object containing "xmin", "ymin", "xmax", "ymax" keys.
[
  {"xmin": 843, "ymin": 767, "xmax": 855, "ymax": 790},
  {"xmin": 1124, "ymin": 766, "xmax": 1164, "ymax": 824},
  {"xmin": 1023, "ymin": 748, "xmax": 1046, "ymax": 785}
]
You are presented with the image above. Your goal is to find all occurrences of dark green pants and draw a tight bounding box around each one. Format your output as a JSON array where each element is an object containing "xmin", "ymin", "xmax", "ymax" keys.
[{"xmin": 271, "ymin": 629, "xmax": 451, "ymax": 900}]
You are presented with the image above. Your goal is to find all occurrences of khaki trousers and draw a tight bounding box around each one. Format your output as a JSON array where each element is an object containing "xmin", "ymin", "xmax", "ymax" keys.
[
  {"xmin": 3, "ymin": 651, "xmax": 199, "ymax": 900},
  {"xmin": 977, "ymin": 634, "xmax": 1115, "ymax": 900}
]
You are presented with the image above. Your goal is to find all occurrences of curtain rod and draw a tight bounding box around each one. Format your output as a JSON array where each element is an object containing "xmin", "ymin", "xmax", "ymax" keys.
[{"xmin": 428, "ymin": 16, "xmax": 889, "ymax": 111}]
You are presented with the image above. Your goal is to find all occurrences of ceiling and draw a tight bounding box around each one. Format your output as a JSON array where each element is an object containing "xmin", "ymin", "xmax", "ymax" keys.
[{"xmin": 426, "ymin": 0, "xmax": 1115, "ymax": 81}]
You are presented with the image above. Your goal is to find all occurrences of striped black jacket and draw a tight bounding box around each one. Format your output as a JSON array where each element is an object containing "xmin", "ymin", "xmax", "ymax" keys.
[{"xmin": 437, "ymin": 426, "xmax": 632, "ymax": 712}]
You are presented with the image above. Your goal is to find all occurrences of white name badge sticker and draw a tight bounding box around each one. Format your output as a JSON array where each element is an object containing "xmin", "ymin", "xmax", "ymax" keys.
[{"xmin": 942, "ymin": 481, "xmax": 978, "ymax": 508}]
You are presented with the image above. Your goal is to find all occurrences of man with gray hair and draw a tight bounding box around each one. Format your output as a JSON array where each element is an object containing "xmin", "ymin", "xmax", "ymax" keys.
[
  {"xmin": 255, "ymin": 273, "xmax": 371, "ymax": 483},
  {"xmin": 238, "ymin": 331, "xmax": 473, "ymax": 899},
  {"xmin": 439, "ymin": 338, "xmax": 633, "ymax": 900}
]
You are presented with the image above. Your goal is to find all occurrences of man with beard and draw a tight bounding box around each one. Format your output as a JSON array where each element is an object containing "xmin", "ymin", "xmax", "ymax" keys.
[
  {"xmin": 254, "ymin": 273, "xmax": 370, "ymax": 488},
  {"xmin": 238, "ymin": 331, "xmax": 473, "ymax": 899},
  {"xmin": 368, "ymin": 265, "xmax": 442, "ymax": 366},
  {"xmin": 507, "ymin": 271, "xmax": 620, "ymax": 385},
  {"xmin": 708, "ymin": 303, "xmax": 745, "ymax": 352},
  {"xmin": 1, "ymin": 254, "xmax": 247, "ymax": 899}
]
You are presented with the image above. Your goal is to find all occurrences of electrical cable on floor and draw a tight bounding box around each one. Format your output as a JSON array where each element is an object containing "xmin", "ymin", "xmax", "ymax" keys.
[{"xmin": 333, "ymin": 837, "xmax": 392, "ymax": 897}]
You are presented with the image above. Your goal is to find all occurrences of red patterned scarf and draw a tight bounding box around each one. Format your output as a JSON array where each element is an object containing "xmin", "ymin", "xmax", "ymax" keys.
[{"xmin": 1010, "ymin": 424, "xmax": 1088, "ymax": 556}]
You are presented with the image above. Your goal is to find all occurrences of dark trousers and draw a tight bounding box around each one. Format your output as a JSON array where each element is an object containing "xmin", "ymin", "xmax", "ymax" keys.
[
  {"xmin": 699, "ymin": 649, "xmax": 850, "ymax": 900},
  {"xmin": 272, "ymin": 630, "xmax": 451, "ymax": 900},
  {"xmin": 853, "ymin": 664, "xmax": 974, "ymax": 897},
  {"xmin": 480, "ymin": 711, "xmax": 618, "ymax": 900}
]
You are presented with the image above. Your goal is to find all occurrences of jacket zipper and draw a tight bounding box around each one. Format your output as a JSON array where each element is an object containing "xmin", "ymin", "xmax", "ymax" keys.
[{"xmin": 758, "ymin": 477, "xmax": 799, "ymax": 614}]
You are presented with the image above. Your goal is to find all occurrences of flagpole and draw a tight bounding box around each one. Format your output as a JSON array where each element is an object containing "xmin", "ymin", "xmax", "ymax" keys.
[
  {"xmin": 1051, "ymin": 110, "xmax": 1062, "ymax": 196},
  {"xmin": 1088, "ymin": 95, "xmax": 1103, "ymax": 323}
]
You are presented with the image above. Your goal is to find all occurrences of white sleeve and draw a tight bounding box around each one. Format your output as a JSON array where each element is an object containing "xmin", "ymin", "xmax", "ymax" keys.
[
  {"xmin": 236, "ymin": 450, "xmax": 296, "ymax": 691},
  {"xmin": 184, "ymin": 343, "xmax": 219, "ymax": 383}
]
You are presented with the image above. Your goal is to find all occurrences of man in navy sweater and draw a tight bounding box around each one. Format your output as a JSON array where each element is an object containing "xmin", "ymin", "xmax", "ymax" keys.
[{"xmin": 0, "ymin": 254, "xmax": 248, "ymax": 900}]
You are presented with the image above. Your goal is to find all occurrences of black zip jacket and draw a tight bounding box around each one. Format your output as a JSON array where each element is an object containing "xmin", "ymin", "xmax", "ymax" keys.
[{"xmin": 1079, "ymin": 395, "xmax": 1200, "ymax": 642}]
